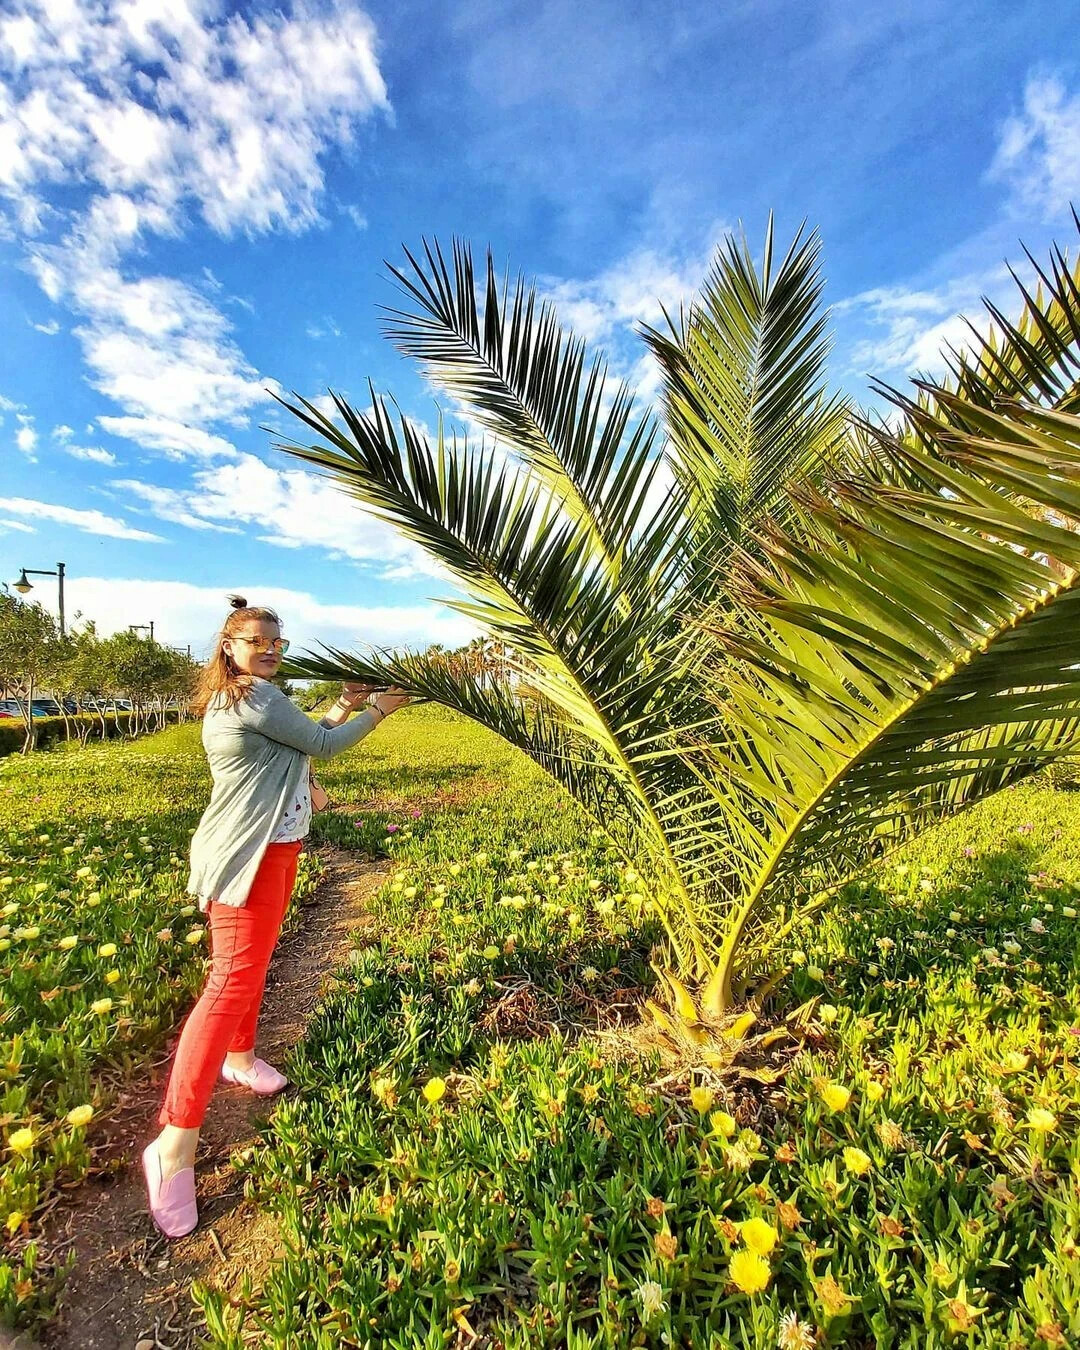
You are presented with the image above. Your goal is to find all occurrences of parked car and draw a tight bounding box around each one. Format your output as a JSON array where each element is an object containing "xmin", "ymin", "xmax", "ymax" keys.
[{"xmin": 0, "ymin": 698, "xmax": 73, "ymax": 719}]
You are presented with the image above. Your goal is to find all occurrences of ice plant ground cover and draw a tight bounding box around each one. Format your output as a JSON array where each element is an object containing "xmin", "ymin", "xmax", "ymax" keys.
[{"xmin": 1, "ymin": 711, "xmax": 1079, "ymax": 1346}]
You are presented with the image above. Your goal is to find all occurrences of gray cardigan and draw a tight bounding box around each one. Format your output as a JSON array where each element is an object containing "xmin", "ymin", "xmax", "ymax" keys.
[{"xmin": 186, "ymin": 678, "xmax": 379, "ymax": 911}]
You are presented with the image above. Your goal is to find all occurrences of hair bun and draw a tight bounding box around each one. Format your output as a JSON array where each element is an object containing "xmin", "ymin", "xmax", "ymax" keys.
[{"xmin": 227, "ymin": 594, "xmax": 248, "ymax": 610}]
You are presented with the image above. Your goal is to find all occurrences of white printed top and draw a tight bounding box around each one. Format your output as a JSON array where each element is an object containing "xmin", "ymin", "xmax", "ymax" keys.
[{"xmin": 269, "ymin": 768, "xmax": 311, "ymax": 843}]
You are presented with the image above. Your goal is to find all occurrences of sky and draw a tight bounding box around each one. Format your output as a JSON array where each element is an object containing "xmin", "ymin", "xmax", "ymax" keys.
[{"xmin": 0, "ymin": 0, "xmax": 1078, "ymax": 664}]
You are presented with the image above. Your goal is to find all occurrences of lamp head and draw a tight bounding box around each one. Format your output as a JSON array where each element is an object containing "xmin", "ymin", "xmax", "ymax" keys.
[{"xmin": 13, "ymin": 570, "xmax": 32, "ymax": 595}]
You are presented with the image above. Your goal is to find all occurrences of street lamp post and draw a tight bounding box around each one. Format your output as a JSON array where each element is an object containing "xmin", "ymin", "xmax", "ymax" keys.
[
  {"xmin": 13, "ymin": 562, "xmax": 65, "ymax": 637},
  {"xmin": 129, "ymin": 622, "xmax": 155, "ymax": 642}
]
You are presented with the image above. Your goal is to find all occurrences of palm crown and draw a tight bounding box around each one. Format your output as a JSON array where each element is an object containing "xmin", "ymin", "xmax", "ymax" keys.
[{"xmin": 274, "ymin": 215, "xmax": 1080, "ymax": 1020}]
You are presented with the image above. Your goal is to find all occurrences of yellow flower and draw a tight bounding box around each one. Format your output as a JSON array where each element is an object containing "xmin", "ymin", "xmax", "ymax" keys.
[
  {"xmin": 876, "ymin": 1120, "xmax": 904, "ymax": 1151},
  {"xmin": 818, "ymin": 1003, "xmax": 838, "ymax": 1024},
  {"xmin": 739, "ymin": 1217, "xmax": 777, "ymax": 1256},
  {"xmin": 66, "ymin": 1104, "xmax": 94, "ymax": 1128},
  {"xmin": 423, "ymin": 1077, "xmax": 447, "ymax": 1105},
  {"xmin": 75, "ymin": 867, "xmax": 93, "ymax": 879},
  {"xmin": 7, "ymin": 1127, "xmax": 35, "ymax": 1154},
  {"xmin": 5, "ymin": 1211, "xmax": 24, "ymax": 1234},
  {"xmin": 185, "ymin": 929, "xmax": 204, "ymax": 944},
  {"xmin": 818, "ymin": 1082, "xmax": 851, "ymax": 1112},
  {"xmin": 483, "ymin": 945, "xmax": 499, "ymax": 960},
  {"xmin": 403, "ymin": 886, "xmax": 417, "ymax": 899},
  {"xmin": 1026, "ymin": 1106, "xmax": 1058, "ymax": 1133},
  {"xmin": 105, "ymin": 970, "xmax": 120, "ymax": 985},
  {"xmin": 97, "ymin": 942, "xmax": 117, "ymax": 959},
  {"xmin": 372, "ymin": 1076, "xmax": 398, "ymax": 1108},
  {"xmin": 690, "ymin": 1086, "xmax": 714, "ymax": 1113},
  {"xmin": 58, "ymin": 935, "xmax": 78, "ymax": 950},
  {"xmin": 728, "ymin": 1248, "xmax": 770, "ymax": 1295},
  {"xmin": 710, "ymin": 1110, "xmax": 738, "ymax": 1138},
  {"xmin": 943, "ymin": 1297, "xmax": 981, "ymax": 1334},
  {"xmin": 815, "ymin": 1275, "xmax": 851, "ymax": 1318},
  {"xmin": 864, "ymin": 1081, "xmax": 885, "ymax": 1102},
  {"xmin": 1002, "ymin": 1051, "xmax": 1030, "ymax": 1074},
  {"xmin": 91, "ymin": 998, "xmax": 113, "ymax": 1015},
  {"xmin": 843, "ymin": 1146, "xmax": 872, "ymax": 1176}
]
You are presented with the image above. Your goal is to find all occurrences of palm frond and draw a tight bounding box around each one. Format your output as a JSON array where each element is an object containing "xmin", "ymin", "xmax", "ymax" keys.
[
  {"xmin": 382, "ymin": 239, "xmax": 677, "ymax": 584},
  {"xmin": 681, "ymin": 398, "xmax": 1080, "ymax": 1011},
  {"xmin": 642, "ymin": 216, "xmax": 851, "ymax": 603}
]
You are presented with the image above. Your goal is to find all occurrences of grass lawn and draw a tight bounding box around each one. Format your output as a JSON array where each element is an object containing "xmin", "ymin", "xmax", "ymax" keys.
[{"xmin": 2, "ymin": 709, "xmax": 1079, "ymax": 1346}]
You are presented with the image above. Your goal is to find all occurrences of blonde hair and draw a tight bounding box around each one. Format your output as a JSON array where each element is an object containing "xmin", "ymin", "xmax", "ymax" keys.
[{"xmin": 190, "ymin": 595, "xmax": 283, "ymax": 718}]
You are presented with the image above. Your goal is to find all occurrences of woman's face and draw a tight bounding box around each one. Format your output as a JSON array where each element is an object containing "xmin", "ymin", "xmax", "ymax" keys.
[{"xmin": 222, "ymin": 618, "xmax": 284, "ymax": 679}]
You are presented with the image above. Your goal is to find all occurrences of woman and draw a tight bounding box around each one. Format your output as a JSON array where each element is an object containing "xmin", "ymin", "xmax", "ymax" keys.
[{"xmin": 142, "ymin": 596, "xmax": 410, "ymax": 1238}]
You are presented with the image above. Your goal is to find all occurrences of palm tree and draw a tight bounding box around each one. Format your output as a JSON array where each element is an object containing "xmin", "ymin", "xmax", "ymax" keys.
[{"xmin": 274, "ymin": 217, "xmax": 1080, "ymax": 1028}]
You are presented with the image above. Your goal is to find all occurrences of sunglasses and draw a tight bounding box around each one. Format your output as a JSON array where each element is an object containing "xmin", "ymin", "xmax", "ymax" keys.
[{"xmin": 232, "ymin": 635, "xmax": 290, "ymax": 655}]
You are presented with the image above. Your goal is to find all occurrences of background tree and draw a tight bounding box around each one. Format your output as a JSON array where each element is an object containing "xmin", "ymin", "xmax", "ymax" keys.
[{"xmin": 0, "ymin": 590, "xmax": 60, "ymax": 754}]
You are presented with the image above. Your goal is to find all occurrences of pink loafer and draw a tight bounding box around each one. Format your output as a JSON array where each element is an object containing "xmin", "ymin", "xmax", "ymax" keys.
[
  {"xmin": 220, "ymin": 1057, "xmax": 289, "ymax": 1096},
  {"xmin": 142, "ymin": 1138, "xmax": 198, "ymax": 1238}
]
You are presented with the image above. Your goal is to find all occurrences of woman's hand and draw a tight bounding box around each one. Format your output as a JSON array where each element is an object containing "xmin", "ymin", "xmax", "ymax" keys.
[
  {"xmin": 341, "ymin": 681, "xmax": 376, "ymax": 705},
  {"xmin": 374, "ymin": 685, "xmax": 411, "ymax": 717}
]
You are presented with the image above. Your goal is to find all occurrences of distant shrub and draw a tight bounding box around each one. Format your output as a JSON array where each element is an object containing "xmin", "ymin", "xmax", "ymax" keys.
[{"xmin": 0, "ymin": 710, "xmax": 181, "ymax": 757}]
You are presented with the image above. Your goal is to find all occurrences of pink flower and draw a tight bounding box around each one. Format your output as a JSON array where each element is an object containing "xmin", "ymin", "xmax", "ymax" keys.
[
  {"xmin": 411, "ymin": 808, "xmax": 422, "ymax": 818},
  {"xmin": 386, "ymin": 824, "xmax": 400, "ymax": 833},
  {"xmin": 962, "ymin": 847, "xmax": 975, "ymax": 857},
  {"xmin": 353, "ymin": 819, "xmax": 365, "ymax": 828}
]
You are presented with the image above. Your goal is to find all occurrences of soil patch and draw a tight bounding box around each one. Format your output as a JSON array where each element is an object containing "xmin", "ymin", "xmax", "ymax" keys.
[{"xmin": 29, "ymin": 839, "xmax": 389, "ymax": 1350}]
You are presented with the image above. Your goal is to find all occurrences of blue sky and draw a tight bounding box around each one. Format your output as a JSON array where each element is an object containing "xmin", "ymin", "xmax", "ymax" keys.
[{"xmin": 1, "ymin": 0, "xmax": 1078, "ymax": 662}]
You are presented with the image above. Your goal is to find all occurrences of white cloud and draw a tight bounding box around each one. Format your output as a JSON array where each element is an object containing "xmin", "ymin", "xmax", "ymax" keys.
[
  {"xmin": 0, "ymin": 2, "xmax": 389, "ymax": 236},
  {"xmin": 540, "ymin": 241, "xmax": 712, "ymax": 346},
  {"xmin": 97, "ymin": 415, "xmax": 240, "ymax": 460},
  {"xmin": 15, "ymin": 415, "xmax": 37, "ymax": 457},
  {"xmin": 30, "ymin": 317, "xmax": 59, "ymax": 334},
  {"xmin": 989, "ymin": 72, "xmax": 1080, "ymax": 219},
  {"xmin": 0, "ymin": 0, "xmax": 389, "ymax": 456},
  {"xmin": 65, "ymin": 444, "xmax": 117, "ymax": 465},
  {"xmin": 51, "ymin": 423, "xmax": 73, "ymax": 442},
  {"xmin": 832, "ymin": 267, "xmax": 1016, "ymax": 381},
  {"xmin": 4, "ymin": 496, "xmax": 165, "ymax": 541},
  {"xmin": 306, "ymin": 316, "xmax": 343, "ymax": 339},
  {"xmin": 342, "ymin": 204, "xmax": 367, "ymax": 230},
  {"xmin": 61, "ymin": 576, "xmax": 481, "ymax": 660},
  {"xmin": 108, "ymin": 451, "xmax": 450, "ymax": 581},
  {"xmin": 110, "ymin": 478, "xmax": 244, "ymax": 533},
  {"xmin": 531, "ymin": 226, "xmax": 725, "ymax": 403},
  {"xmin": 0, "ymin": 517, "xmax": 36, "ymax": 533}
]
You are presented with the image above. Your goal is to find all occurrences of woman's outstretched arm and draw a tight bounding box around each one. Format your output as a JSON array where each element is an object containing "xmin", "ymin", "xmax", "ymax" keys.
[{"xmin": 236, "ymin": 680, "xmax": 383, "ymax": 760}]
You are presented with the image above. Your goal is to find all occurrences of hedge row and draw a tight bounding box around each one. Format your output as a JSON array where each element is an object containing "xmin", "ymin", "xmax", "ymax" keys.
[{"xmin": 0, "ymin": 710, "xmax": 183, "ymax": 757}]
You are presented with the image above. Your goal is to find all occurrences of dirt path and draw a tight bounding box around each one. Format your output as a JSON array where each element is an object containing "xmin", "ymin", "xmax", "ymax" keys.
[{"xmin": 30, "ymin": 841, "xmax": 389, "ymax": 1350}]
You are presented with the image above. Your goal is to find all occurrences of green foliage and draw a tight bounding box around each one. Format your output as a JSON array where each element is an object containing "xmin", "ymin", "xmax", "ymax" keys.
[
  {"xmin": 272, "ymin": 220, "xmax": 1080, "ymax": 1007},
  {"xmin": 0, "ymin": 710, "xmax": 182, "ymax": 758},
  {"xmin": 197, "ymin": 764, "xmax": 1080, "ymax": 1349},
  {"xmin": 1, "ymin": 707, "xmax": 1078, "ymax": 1346}
]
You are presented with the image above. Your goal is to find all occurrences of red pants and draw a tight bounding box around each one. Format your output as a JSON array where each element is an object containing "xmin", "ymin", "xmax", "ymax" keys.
[{"xmin": 159, "ymin": 841, "xmax": 302, "ymax": 1129}]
